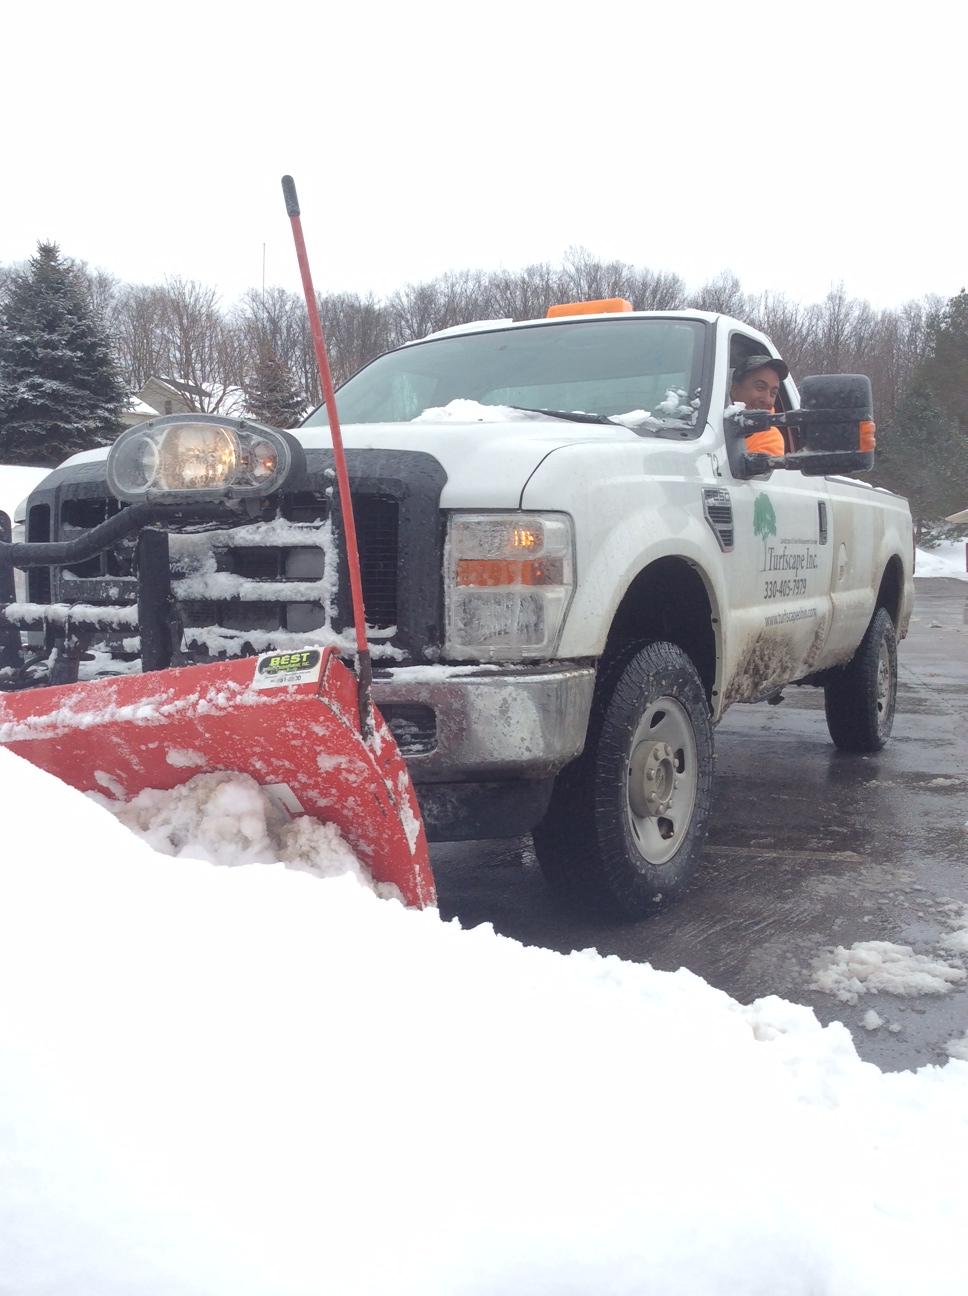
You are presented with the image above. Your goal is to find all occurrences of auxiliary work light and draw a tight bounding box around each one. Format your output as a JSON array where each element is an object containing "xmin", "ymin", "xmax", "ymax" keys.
[{"xmin": 107, "ymin": 414, "xmax": 304, "ymax": 502}]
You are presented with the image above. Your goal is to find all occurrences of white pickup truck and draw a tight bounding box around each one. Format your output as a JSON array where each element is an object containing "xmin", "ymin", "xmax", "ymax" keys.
[{"xmin": 3, "ymin": 303, "xmax": 914, "ymax": 917}]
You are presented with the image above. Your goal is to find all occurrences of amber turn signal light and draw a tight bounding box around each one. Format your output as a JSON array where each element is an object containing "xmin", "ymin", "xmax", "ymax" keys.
[{"xmin": 456, "ymin": 557, "xmax": 565, "ymax": 587}]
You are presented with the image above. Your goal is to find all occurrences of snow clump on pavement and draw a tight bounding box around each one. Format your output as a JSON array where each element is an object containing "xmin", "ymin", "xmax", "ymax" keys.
[
  {"xmin": 940, "ymin": 906, "xmax": 968, "ymax": 955},
  {"xmin": 810, "ymin": 939, "xmax": 966, "ymax": 1003}
]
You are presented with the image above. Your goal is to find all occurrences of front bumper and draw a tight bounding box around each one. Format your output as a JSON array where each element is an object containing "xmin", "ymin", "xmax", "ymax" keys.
[
  {"xmin": 372, "ymin": 662, "xmax": 596, "ymax": 841},
  {"xmin": 372, "ymin": 663, "xmax": 595, "ymax": 782}
]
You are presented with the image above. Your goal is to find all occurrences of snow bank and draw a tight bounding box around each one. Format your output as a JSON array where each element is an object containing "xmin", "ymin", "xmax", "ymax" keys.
[
  {"xmin": 916, "ymin": 538, "xmax": 967, "ymax": 579},
  {"xmin": 2, "ymin": 747, "xmax": 968, "ymax": 1294}
]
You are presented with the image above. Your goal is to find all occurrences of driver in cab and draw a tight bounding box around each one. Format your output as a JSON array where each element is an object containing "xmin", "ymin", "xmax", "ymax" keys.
[{"xmin": 731, "ymin": 354, "xmax": 789, "ymax": 457}]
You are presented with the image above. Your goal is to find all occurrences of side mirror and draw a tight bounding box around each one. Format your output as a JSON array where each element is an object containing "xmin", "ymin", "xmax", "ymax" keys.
[
  {"xmin": 793, "ymin": 374, "xmax": 875, "ymax": 474},
  {"xmin": 733, "ymin": 374, "xmax": 876, "ymax": 477}
]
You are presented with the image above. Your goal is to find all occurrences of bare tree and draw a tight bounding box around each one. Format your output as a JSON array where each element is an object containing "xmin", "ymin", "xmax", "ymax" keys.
[
  {"xmin": 689, "ymin": 271, "xmax": 752, "ymax": 318},
  {"xmin": 112, "ymin": 284, "xmax": 170, "ymax": 390},
  {"xmin": 489, "ymin": 262, "xmax": 567, "ymax": 320},
  {"xmin": 16, "ymin": 246, "xmax": 940, "ymax": 461},
  {"xmin": 317, "ymin": 292, "xmax": 391, "ymax": 386},
  {"xmin": 155, "ymin": 278, "xmax": 242, "ymax": 413}
]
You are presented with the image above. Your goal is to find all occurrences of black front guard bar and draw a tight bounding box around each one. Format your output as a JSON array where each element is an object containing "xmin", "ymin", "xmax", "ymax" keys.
[{"xmin": 0, "ymin": 501, "xmax": 235, "ymax": 687}]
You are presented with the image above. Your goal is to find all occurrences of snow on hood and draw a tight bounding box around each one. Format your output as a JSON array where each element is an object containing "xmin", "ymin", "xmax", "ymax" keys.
[{"xmin": 2, "ymin": 745, "xmax": 968, "ymax": 1294}]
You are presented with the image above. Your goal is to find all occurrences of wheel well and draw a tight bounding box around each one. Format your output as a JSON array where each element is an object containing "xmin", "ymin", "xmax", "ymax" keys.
[
  {"xmin": 603, "ymin": 558, "xmax": 717, "ymax": 701},
  {"xmin": 876, "ymin": 556, "xmax": 904, "ymax": 626}
]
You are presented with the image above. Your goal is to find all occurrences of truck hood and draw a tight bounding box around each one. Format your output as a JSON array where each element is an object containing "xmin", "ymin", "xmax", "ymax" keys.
[
  {"xmin": 60, "ymin": 419, "xmax": 640, "ymax": 510},
  {"xmin": 297, "ymin": 420, "xmax": 638, "ymax": 507}
]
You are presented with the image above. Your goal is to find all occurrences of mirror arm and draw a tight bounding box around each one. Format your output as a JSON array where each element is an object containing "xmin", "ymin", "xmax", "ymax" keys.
[
  {"xmin": 743, "ymin": 449, "xmax": 870, "ymax": 477},
  {"xmin": 743, "ymin": 452, "xmax": 786, "ymax": 474},
  {"xmin": 734, "ymin": 408, "xmax": 841, "ymax": 433}
]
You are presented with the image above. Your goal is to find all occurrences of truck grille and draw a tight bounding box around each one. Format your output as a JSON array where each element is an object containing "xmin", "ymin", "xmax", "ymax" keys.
[
  {"xmin": 21, "ymin": 448, "xmax": 446, "ymax": 666},
  {"xmin": 31, "ymin": 493, "xmax": 400, "ymax": 632}
]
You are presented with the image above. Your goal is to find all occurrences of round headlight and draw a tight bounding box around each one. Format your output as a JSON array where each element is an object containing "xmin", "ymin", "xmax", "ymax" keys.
[
  {"xmin": 157, "ymin": 423, "xmax": 239, "ymax": 491},
  {"xmin": 248, "ymin": 438, "xmax": 279, "ymax": 482},
  {"xmin": 109, "ymin": 429, "xmax": 160, "ymax": 495}
]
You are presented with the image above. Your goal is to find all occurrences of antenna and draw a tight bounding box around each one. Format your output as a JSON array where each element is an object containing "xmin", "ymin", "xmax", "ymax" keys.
[{"xmin": 261, "ymin": 242, "xmax": 266, "ymax": 303}]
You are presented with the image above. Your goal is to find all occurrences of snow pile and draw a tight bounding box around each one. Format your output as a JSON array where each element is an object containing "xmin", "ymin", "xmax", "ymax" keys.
[
  {"xmin": 940, "ymin": 906, "xmax": 968, "ymax": 955},
  {"xmin": 94, "ymin": 769, "xmax": 384, "ymax": 892},
  {"xmin": 916, "ymin": 538, "xmax": 967, "ymax": 579},
  {"xmin": 811, "ymin": 939, "xmax": 966, "ymax": 1003},
  {"xmin": 3, "ymin": 748, "xmax": 968, "ymax": 1292}
]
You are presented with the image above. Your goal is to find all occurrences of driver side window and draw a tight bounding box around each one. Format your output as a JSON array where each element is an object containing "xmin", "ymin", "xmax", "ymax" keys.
[{"xmin": 728, "ymin": 334, "xmax": 794, "ymax": 451}]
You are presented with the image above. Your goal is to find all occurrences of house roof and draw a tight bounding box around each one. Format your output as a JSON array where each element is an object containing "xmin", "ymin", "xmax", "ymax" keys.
[
  {"xmin": 150, "ymin": 375, "xmax": 209, "ymax": 399},
  {"xmin": 127, "ymin": 396, "xmax": 159, "ymax": 416}
]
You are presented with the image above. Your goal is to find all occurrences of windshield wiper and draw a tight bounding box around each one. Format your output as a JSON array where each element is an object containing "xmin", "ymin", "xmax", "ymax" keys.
[{"xmin": 507, "ymin": 405, "xmax": 618, "ymax": 426}]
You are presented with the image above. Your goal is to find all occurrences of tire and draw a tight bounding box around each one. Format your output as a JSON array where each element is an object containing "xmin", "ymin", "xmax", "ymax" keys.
[
  {"xmin": 532, "ymin": 641, "xmax": 714, "ymax": 920},
  {"xmin": 823, "ymin": 607, "xmax": 897, "ymax": 753}
]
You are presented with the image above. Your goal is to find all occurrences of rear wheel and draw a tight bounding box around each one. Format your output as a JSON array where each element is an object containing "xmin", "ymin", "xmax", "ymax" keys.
[
  {"xmin": 824, "ymin": 607, "xmax": 897, "ymax": 752},
  {"xmin": 533, "ymin": 641, "xmax": 713, "ymax": 919}
]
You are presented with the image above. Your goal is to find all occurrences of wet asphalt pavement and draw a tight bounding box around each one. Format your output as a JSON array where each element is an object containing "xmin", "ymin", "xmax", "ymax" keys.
[{"xmin": 431, "ymin": 578, "xmax": 968, "ymax": 1072}]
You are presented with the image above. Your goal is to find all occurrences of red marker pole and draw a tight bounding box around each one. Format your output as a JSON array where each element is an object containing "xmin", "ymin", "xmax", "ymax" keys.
[{"xmin": 282, "ymin": 175, "xmax": 372, "ymax": 734}]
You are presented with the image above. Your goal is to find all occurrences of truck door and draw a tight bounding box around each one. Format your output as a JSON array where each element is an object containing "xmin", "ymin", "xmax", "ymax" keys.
[{"xmin": 720, "ymin": 336, "xmax": 835, "ymax": 704}]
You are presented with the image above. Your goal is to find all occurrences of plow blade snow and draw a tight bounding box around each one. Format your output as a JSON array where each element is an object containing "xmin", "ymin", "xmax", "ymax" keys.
[{"xmin": 0, "ymin": 648, "xmax": 435, "ymax": 908}]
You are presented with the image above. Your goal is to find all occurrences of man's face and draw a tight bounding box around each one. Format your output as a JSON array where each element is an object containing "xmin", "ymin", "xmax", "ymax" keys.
[{"xmin": 731, "ymin": 365, "xmax": 783, "ymax": 412}]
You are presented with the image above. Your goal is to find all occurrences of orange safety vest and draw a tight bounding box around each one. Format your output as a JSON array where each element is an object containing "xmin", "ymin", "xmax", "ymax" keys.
[{"xmin": 745, "ymin": 417, "xmax": 785, "ymax": 457}]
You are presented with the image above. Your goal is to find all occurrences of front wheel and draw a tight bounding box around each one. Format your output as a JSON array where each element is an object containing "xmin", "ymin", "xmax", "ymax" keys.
[
  {"xmin": 533, "ymin": 641, "xmax": 714, "ymax": 919},
  {"xmin": 824, "ymin": 607, "xmax": 897, "ymax": 753}
]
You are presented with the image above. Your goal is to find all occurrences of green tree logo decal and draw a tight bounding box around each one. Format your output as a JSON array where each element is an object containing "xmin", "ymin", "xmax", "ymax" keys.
[{"xmin": 753, "ymin": 493, "xmax": 777, "ymax": 569}]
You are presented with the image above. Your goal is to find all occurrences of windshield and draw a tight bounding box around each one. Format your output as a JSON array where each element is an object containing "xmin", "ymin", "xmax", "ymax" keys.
[{"xmin": 303, "ymin": 318, "xmax": 706, "ymax": 430}]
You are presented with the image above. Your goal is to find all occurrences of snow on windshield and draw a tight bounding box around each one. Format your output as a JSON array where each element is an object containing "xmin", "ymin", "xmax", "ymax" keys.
[
  {"xmin": 413, "ymin": 399, "xmax": 541, "ymax": 423},
  {"xmin": 414, "ymin": 390, "xmax": 700, "ymax": 429}
]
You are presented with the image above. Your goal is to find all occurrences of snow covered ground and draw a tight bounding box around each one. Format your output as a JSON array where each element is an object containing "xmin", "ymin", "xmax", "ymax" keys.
[
  {"xmin": 916, "ymin": 538, "xmax": 968, "ymax": 579},
  {"xmin": 2, "ymin": 750, "xmax": 968, "ymax": 1294}
]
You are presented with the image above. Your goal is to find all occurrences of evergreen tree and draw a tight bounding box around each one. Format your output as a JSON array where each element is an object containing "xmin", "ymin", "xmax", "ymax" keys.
[
  {"xmin": 876, "ymin": 383, "xmax": 968, "ymax": 540},
  {"xmin": 920, "ymin": 288, "xmax": 968, "ymax": 433},
  {"xmin": 0, "ymin": 242, "xmax": 125, "ymax": 465},
  {"xmin": 873, "ymin": 289, "xmax": 968, "ymax": 536},
  {"xmin": 243, "ymin": 346, "xmax": 306, "ymax": 428}
]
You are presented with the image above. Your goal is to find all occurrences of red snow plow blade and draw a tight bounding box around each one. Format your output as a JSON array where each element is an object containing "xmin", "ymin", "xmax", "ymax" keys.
[{"xmin": 0, "ymin": 648, "xmax": 435, "ymax": 908}]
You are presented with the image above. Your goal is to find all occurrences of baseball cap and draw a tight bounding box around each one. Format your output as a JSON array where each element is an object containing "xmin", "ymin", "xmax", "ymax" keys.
[{"xmin": 731, "ymin": 354, "xmax": 789, "ymax": 383}]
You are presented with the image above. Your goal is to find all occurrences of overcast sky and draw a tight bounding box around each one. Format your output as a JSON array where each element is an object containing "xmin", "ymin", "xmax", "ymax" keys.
[{"xmin": 2, "ymin": 0, "xmax": 963, "ymax": 312}]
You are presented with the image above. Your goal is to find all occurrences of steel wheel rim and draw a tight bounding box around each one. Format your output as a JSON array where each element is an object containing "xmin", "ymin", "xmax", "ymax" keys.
[
  {"xmin": 876, "ymin": 639, "xmax": 894, "ymax": 730},
  {"xmin": 626, "ymin": 696, "xmax": 698, "ymax": 867}
]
